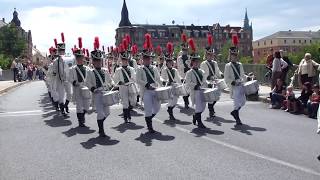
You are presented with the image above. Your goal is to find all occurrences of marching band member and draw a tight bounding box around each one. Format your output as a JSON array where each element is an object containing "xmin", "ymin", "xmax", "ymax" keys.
[
  {"xmin": 161, "ymin": 42, "xmax": 181, "ymax": 120},
  {"xmin": 52, "ymin": 33, "xmax": 69, "ymax": 116},
  {"xmin": 113, "ymin": 50, "xmax": 137, "ymax": 123},
  {"xmin": 69, "ymin": 38, "xmax": 91, "ymax": 127},
  {"xmin": 177, "ymin": 33, "xmax": 191, "ymax": 108},
  {"xmin": 86, "ymin": 37, "xmax": 114, "ymax": 137},
  {"xmin": 136, "ymin": 33, "xmax": 161, "ymax": 133},
  {"xmin": 200, "ymin": 34, "xmax": 223, "ymax": 118},
  {"xmin": 47, "ymin": 46, "xmax": 59, "ymax": 110},
  {"xmin": 224, "ymin": 35, "xmax": 247, "ymax": 126},
  {"xmin": 185, "ymin": 38, "xmax": 207, "ymax": 128}
]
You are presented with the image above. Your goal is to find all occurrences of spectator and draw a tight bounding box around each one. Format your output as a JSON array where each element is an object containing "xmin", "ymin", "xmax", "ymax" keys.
[
  {"xmin": 283, "ymin": 86, "xmax": 295, "ymax": 112},
  {"xmin": 297, "ymin": 53, "xmax": 319, "ymax": 88},
  {"xmin": 266, "ymin": 48, "xmax": 274, "ymax": 69},
  {"xmin": 270, "ymin": 78, "xmax": 286, "ymax": 109},
  {"xmin": 0, "ymin": 66, "xmax": 3, "ymax": 80},
  {"xmin": 307, "ymin": 85, "xmax": 320, "ymax": 119},
  {"xmin": 271, "ymin": 51, "xmax": 288, "ymax": 90},
  {"xmin": 11, "ymin": 58, "xmax": 17, "ymax": 82},
  {"xmin": 280, "ymin": 50, "xmax": 293, "ymax": 85},
  {"xmin": 292, "ymin": 82, "xmax": 313, "ymax": 114}
]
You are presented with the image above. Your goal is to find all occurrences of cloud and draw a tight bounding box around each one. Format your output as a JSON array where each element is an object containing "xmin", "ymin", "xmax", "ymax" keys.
[{"xmin": 22, "ymin": 6, "xmax": 117, "ymax": 53}]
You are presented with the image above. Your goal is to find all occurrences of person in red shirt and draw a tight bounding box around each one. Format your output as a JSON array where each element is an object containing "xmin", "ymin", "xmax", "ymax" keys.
[{"xmin": 307, "ymin": 84, "xmax": 320, "ymax": 118}]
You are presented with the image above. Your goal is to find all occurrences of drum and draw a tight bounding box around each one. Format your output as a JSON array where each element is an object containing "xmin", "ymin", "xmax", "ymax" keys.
[
  {"xmin": 203, "ymin": 88, "xmax": 221, "ymax": 102},
  {"xmin": 172, "ymin": 83, "xmax": 188, "ymax": 96},
  {"xmin": 243, "ymin": 80, "xmax": 259, "ymax": 95},
  {"xmin": 102, "ymin": 91, "xmax": 120, "ymax": 106},
  {"xmin": 216, "ymin": 79, "xmax": 227, "ymax": 90},
  {"xmin": 128, "ymin": 83, "xmax": 138, "ymax": 94},
  {"xmin": 155, "ymin": 87, "xmax": 172, "ymax": 101},
  {"xmin": 80, "ymin": 86, "xmax": 91, "ymax": 99}
]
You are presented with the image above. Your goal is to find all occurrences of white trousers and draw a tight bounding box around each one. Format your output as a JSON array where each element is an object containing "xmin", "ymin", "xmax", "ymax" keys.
[
  {"xmin": 74, "ymin": 86, "xmax": 90, "ymax": 113},
  {"xmin": 56, "ymin": 80, "xmax": 66, "ymax": 104},
  {"xmin": 195, "ymin": 90, "xmax": 206, "ymax": 113},
  {"xmin": 232, "ymin": 85, "xmax": 246, "ymax": 110},
  {"xmin": 94, "ymin": 92, "xmax": 110, "ymax": 120},
  {"xmin": 119, "ymin": 85, "xmax": 137, "ymax": 109},
  {"xmin": 168, "ymin": 95, "xmax": 178, "ymax": 107},
  {"xmin": 143, "ymin": 90, "xmax": 161, "ymax": 117},
  {"xmin": 64, "ymin": 82, "xmax": 72, "ymax": 101}
]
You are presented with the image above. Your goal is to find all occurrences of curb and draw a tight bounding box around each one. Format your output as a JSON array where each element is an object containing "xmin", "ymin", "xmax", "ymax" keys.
[
  {"xmin": 0, "ymin": 81, "xmax": 30, "ymax": 95},
  {"xmin": 223, "ymin": 88, "xmax": 271, "ymax": 104}
]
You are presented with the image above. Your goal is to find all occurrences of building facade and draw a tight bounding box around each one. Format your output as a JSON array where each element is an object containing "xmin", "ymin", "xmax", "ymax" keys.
[
  {"xmin": 115, "ymin": 0, "xmax": 253, "ymax": 57},
  {"xmin": 253, "ymin": 30, "xmax": 320, "ymax": 63}
]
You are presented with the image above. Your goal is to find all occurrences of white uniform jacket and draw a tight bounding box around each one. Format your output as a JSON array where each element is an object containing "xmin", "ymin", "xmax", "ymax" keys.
[
  {"xmin": 224, "ymin": 62, "xmax": 247, "ymax": 97},
  {"xmin": 185, "ymin": 68, "xmax": 206, "ymax": 105},
  {"xmin": 136, "ymin": 65, "xmax": 161, "ymax": 96}
]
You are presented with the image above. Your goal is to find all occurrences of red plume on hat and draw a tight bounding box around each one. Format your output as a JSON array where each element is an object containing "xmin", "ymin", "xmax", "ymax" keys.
[
  {"xmin": 166, "ymin": 42, "xmax": 174, "ymax": 55},
  {"xmin": 86, "ymin": 49, "xmax": 89, "ymax": 57},
  {"xmin": 94, "ymin": 37, "xmax": 100, "ymax": 50},
  {"xmin": 232, "ymin": 34, "xmax": 239, "ymax": 46},
  {"xmin": 54, "ymin": 39, "xmax": 57, "ymax": 48},
  {"xmin": 82, "ymin": 48, "xmax": 85, "ymax": 53},
  {"xmin": 122, "ymin": 38, "xmax": 128, "ymax": 51},
  {"xmin": 188, "ymin": 38, "xmax": 196, "ymax": 53},
  {"xmin": 144, "ymin": 33, "xmax": 152, "ymax": 50},
  {"xmin": 78, "ymin": 37, "xmax": 82, "ymax": 49},
  {"xmin": 61, "ymin": 32, "xmax": 65, "ymax": 43},
  {"xmin": 181, "ymin": 33, "xmax": 187, "ymax": 43},
  {"xmin": 207, "ymin": 33, "xmax": 213, "ymax": 46},
  {"xmin": 119, "ymin": 44, "xmax": 125, "ymax": 53},
  {"xmin": 125, "ymin": 34, "xmax": 131, "ymax": 44},
  {"xmin": 156, "ymin": 45, "xmax": 162, "ymax": 56}
]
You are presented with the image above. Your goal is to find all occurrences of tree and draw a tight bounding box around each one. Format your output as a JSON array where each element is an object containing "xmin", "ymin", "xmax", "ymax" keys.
[
  {"xmin": 288, "ymin": 42, "xmax": 320, "ymax": 65},
  {"xmin": 218, "ymin": 41, "xmax": 232, "ymax": 63},
  {"xmin": 0, "ymin": 24, "xmax": 27, "ymax": 58},
  {"xmin": 240, "ymin": 56, "xmax": 253, "ymax": 64}
]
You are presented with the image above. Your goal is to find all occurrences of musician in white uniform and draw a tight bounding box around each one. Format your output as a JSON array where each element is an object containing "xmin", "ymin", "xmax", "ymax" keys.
[
  {"xmin": 136, "ymin": 48, "xmax": 161, "ymax": 133},
  {"xmin": 86, "ymin": 38, "xmax": 114, "ymax": 137},
  {"xmin": 185, "ymin": 48, "xmax": 207, "ymax": 128},
  {"xmin": 224, "ymin": 46, "xmax": 247, "ymax": 126},
  {"xmin": 113, "ymin": 52, "xmax": 137, "ymax": 123},
  {"xmin": 161, "ymin": 43, "xmax": 181, "ymax": 120},
  {"xmin": 52, "ymin": 35, "xmax": 69, "ymax": 116},
  {"xmin": 177, "ymin": 39, "xmax": 191, "ymax": 108},
  {"xmin": 200, "ymin": 42, "xmax": 223, "ymax": 118},
  {"xmin": 69, "ymin": 38, "xmax": 91, "ymax": 127}
]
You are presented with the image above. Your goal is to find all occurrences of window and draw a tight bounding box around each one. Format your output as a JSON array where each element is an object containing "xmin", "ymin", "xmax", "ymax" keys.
[
  {"xmin": 304, "ymin": 40, "xmax": 307, "ymax": 43},
  {"xmin": 284, "ymin": 39, "xmax": 287, "ymax": 44},
  {"xmin": 264, "ymin": 41, "xmax": 266, "ymax": 45},
  {"xmin": 299, "ymin": 40, "xmax": 301, "ymax": 44},
  {"xmin": 270, "ymin": 40, "xmax": 273, "ymax": 45},
  {"xmin": 293, "ymin": 40, "xmax": 296, "ymax": 44},
  {"xmin": 310, "ymin": 40, "xmax": 312, "ymax": 43},
  {"xmin": 258, "ymin": 42, "xmax": 260, "ymax": 46}
]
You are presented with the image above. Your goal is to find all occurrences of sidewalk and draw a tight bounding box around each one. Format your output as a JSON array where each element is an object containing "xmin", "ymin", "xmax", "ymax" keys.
[{"xmin": 0, "ymin": 80, "xmax": 30, "ymax": 95}]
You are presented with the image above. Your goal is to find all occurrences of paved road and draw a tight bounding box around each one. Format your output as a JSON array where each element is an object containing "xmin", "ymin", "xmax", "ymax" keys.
[{"xmin": 0, "ymin": 81, "xmax": 319, "ymax": 180}]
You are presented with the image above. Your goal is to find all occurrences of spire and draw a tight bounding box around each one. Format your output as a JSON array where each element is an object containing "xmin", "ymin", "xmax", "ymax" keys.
[
  {"xmin": 119, "ymin": 0, "xmax": 132, "ymax": 27},
  {"xmin": 243, "ymin": 8, "xmax": 250, "ymax": 30},
  {"xmin": 11, "ymin": 8, "xmax": 21, "ymax": 27}
]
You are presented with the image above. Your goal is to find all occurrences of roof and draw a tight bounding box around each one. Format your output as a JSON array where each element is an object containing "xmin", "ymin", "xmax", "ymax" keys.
[
  {"xmin": 255, "ymin": 31, "xmax": 320, "ymax": 42},
  {"xmin": 0, "ymin": 19, "xmax": 7, "ymax": 28}
]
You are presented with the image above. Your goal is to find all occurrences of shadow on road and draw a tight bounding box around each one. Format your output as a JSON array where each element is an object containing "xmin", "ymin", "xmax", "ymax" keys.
[
  {"xmin": 191, "ymin": 127, "xmax": 224, "ymax": 137},
  {"xmin": 231, "ymin": 124, "xmax": 267, "ymax": 135},
  {"xmin": 163, "ymin": 118, "xmax": 192, "ymax": 127},
  {"xmin": 177, "ymin": 106, "xmax": 195, "ymax": 116},
  {"xmin": 205, "ymin": 116, "xmax": 235, "ymax": 126},
  {"xmin": 44, "ymin": 114, "xmax": 72, "ymax": 127},
  {"xmin": 135, "ymin": 131, "xmax": 175, "ymax": 146},
  {"xmin": 112, "ymin": 122, "xmax": 144, "ymax": 133},
  {"xmin": 63, "ymin": 126, "xmax": 96, "ymax": 137},
  {"xmin": 80, "ymin": 136, "xmax": 120, "ymax": 149}
]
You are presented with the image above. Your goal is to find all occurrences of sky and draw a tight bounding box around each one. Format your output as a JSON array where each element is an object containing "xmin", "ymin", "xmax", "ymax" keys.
[{"xmin": 0, "ymin": 0, "xmax": 319, "ymax": 53}]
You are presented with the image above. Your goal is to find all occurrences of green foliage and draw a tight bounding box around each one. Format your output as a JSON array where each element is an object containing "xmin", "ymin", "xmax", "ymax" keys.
[
  {"xmin": 218, "ymin": 40, "xmax": 232, "ymax": 63},
  {"xmin": 288, "ymin": 42, "xmax": 320, "ymax": 65},
  {"xmin": 0, "ymin": 54, "xmax": 11, "ymax": 69},
  {"xmin": 0, "ymin": 25, "xmax": 27, "ymax": 58},
  {"xmin": 240, "ymin": 56, "xmax": 253, "ymax": 64}
]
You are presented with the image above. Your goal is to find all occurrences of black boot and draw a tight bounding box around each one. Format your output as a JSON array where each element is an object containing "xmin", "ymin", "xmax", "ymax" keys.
[
  {"xmin": 97, "ymin": 119, "xmax": 106, "ymax": 137},
  {"xmin": 192, "ymin": 114, "xmax": 197, "ymax": 125},
  {"xmin": 77, "ymin": 113, "xmax": 85, "ymax": 127},
  {"xmin": 208, "ymin": 103, "xmax": 215, "ymax": 118},
  {"xmin": 151, "ymin": 113, "xmax": 156, "ymax": 119},
  {"xmin": 137, "ymin": 95, "xmax": 140, "ymax": 103},
  {"xmin": 167, "ymin": 107, "xmax": 175, "ymax": 120},
  {"xmin": 59, "ymin": 103, "xmax": 66, "ymax": 115},
  {"xmin": 196, "ymin": 113, "xmax": 206, "ymax": 128},
  {"xmin": 145, "ymin": 117, "xmax": 155, "ymax": 133},
  {"xmin": 183, "ymin": 96, "xmax": 189, "ymax": 109},
  {"xmin": 235, "ymin": 110, "xmax": 243, "ymax": 125},
  {"xmin": 54, "ymin": 102, "xmax": 59, "ymax": 111},
  {"xmin": 123, "ymin": 109, "xmax": 128, "ymax": 123},
  {"xmin": 65, "ymin": 100, "xmax": 70, "ymax": 113},
  {"xmin": 127, "ymin": 108, "xmax": 132, "ymax": 122}
]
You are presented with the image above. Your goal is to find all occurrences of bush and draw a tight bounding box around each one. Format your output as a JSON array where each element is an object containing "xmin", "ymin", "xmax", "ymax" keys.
[{"xmin": 0, "ymin": 54, "xmax": 12, "ymax": 70}]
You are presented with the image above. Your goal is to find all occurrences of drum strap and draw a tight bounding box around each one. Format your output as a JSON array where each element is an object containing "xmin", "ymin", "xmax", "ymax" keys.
[
  {"xmin": 230, "ymin": 63, "xmax": 241, "ymax": 80},
  {"xmin": 143, "ymin": 67, "xmax": 158, "ymax": 85},
  {"xmin": 206, "ymin": 61, "xmax": 216, "ymax": 78},
  {"xmin": 121, "ymin": 67, "xmax": 131, "ymax": 83},
  {"xmin": 93, "ymin": 69, "xmax": 106, "ymax": 88},
  {"xmin": 192, "ymin": 69, "xmax": 202, "ymax": 86},
  {"xmin": 75, "ymin": 66, "xmax": 86, "ymax": 83},
  {"xmin": 166, "ymin": 68, "xmax": 175, "ymax": 83}
]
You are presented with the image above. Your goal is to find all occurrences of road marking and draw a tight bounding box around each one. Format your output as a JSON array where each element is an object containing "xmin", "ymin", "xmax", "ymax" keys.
[{"xmin": 135, "ymin": 109, "xmax": 320, "ymax": 177}]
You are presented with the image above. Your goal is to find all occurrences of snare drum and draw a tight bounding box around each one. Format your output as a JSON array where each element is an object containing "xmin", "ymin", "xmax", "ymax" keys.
[
  {"xmin": 102, "ymin": 91, "xmax": 120, "ymax": 106},
  {"xmin": 203, "ymin": 88, "xmax": 221, "ymax": 102},
  {"xmin": 155, "ymin": 87, "xmax": 172, "ymax": 101},
  {"xmin": 216, "ymin": 79, "xmax": 227, "ymax": 90},
  {"xmin": 172, "ymin": 83, "xmax": 188, "ymax": 96},
  {"xmin": 80, "ymin": 86, "xmax": 91, "ymax": 99},
  {"xmin": 243, "ymin": 80, "xmax": 259, "ymax": 95}
]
